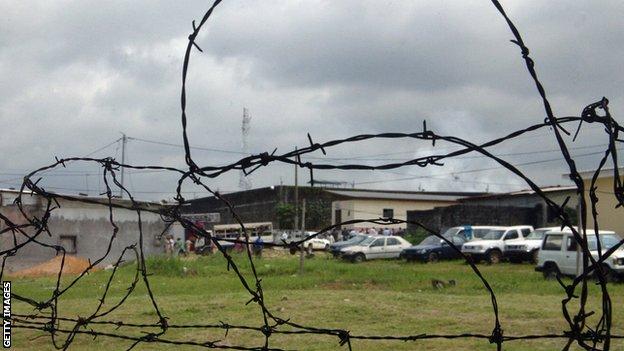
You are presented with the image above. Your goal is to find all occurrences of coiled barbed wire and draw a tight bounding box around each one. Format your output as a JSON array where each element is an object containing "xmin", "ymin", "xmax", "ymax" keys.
[{"xmin": 3, "ymin": 1, "xmax": 624, "ymax": 350}]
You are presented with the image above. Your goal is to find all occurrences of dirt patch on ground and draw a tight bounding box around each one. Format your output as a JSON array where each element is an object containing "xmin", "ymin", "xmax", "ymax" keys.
[
  {"xmin": 8, "ymin": 255, "xmax": 97, "ymax": 278},
  {"xmin": 321, "ymin": 279, "xmax": 379, "ymax": 290}
]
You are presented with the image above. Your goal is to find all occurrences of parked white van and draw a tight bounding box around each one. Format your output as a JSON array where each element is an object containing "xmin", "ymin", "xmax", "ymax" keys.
[
  {"xmin": 535, "ymin": 228, "xmax": 624, "ymax": 281},
  {"xmin": 461, "ymin": 225, "xmax": 534, "ymax": 264}
]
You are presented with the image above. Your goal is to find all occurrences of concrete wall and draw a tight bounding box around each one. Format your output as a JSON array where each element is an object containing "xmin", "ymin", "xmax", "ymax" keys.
[
  {"xmin": 460, "ymin": 189, "xmax": 578, "ymax": 224},
  {"xmin": 406, "ymin": 204, "xmax": 542, "ymax": 234},
  {"xmin": 333, "ymin": 199, "xmax": 457, "ymax": 229},
  {"xmin": 0, "ymin": 194, "xmax": 167, "ymax": 272},
  {"xmin": 583, "ymin": 176, "xmax": 624, "ymax": 234},
  {"xmin": 186, "ymin": 186, "xmax": 337, "ymax": 230}
]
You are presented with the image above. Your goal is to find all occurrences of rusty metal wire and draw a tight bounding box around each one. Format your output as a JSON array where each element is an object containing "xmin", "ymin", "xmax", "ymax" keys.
[{"xmin": 2, "ymin": 0, "xmax": 624, "ymax": 350}]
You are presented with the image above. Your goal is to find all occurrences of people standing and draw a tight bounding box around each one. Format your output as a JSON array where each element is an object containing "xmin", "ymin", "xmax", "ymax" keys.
[
  {"xmin": 195, "ymin": 236, "xmax": 205, "ymax": 251},
  {"xmin": 167, "ymin": 236, "xmax": 175, "ymax": 256},
  {"xmin": 234, "ymin": 234, "xmax": 244, "ymax": 253},
  {"xmin": 185, "ymin": 238, "xmax": 193, "ymax": 254},
  {"xmin": 209, "ymin": 238, "xmax": 217, "ymax": 254},
  {"xmin": 253, "ymin": 236, "xmax": 264, "ymax": 258},
  {"xmin": 174, "ymin": 238, "xmax": 186, "ymax": 256},
  {"xmin": 163, "ymin": 235, "xmax": 173, "ymax": 256}
]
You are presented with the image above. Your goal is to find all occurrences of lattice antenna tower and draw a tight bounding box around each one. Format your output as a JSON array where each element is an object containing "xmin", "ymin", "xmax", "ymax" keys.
[{"xmin": 239, "ymin": 107, "xmax": 252, "ymax": 190}]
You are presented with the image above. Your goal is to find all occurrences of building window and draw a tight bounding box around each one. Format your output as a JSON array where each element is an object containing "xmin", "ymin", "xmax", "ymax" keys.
[
  {"xmin": 382, "ymin": 208, "xmax": 394, "ymax": 219},
  {"xmin": 542, "ymin": 234, "xmax": 563, "ymax": 251},
  {"xmin": 566, "ymin": 236, "xmax": 578, "ymax": 251},
  {"xmin": 60, "ymin": 235, "xmax": 77, "ymax": 254}
]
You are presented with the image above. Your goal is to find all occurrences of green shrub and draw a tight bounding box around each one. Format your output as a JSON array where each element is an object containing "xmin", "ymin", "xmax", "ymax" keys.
[
  {"xmin": 403, "ymin": 227, "xmax": 430, "ymax": 245},
  {"xmin": 145, "ymin": 256, "xmax": 187, "ymax": 276}
]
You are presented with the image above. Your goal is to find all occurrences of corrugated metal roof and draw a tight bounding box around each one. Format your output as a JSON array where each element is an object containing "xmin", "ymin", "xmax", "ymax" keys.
[
  {"xmin": 0, "ymin": 188, "xmax": 163, "ymax": 207},
  {"xmin": 460, "ymin": 185, "xmax": 576, "ymax": 201},
  {"xmin": 325, "ymin": 189, "xmax": 462, "ymax": 202},
  {"xmin": 506, "ymin": 186, "xmax": 576, "ymax": 196}
]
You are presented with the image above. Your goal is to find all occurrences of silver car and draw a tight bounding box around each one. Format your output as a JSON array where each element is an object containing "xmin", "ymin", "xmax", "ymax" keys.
[{"xmin": 340, "ymin": 236, "xmax": 412, "ymax": 263}]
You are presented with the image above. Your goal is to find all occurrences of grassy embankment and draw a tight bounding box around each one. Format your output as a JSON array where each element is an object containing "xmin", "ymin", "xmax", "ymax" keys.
[{"xmin": 9, "ymin": 252, "xmax": 624, "ymax": 350}]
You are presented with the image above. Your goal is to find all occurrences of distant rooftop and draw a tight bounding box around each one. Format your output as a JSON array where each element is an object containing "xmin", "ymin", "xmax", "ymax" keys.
[
  {"xmin": 0, "ymin": 188, "xmax": 164, "ymax": 207},
  {"xmin": 324, "ymin": 188, "xmax": 481, "ymax": 202},
  {"xmin": 460, "ymin": 185, "xmax": 576, "ymax": 201}
]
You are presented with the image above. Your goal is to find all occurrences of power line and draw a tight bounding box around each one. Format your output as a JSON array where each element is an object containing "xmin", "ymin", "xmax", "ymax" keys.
[
  {"xmin": 1, "ymin": 141, "xmax": 617, "ymax": 194},
  {"xmin": 82, "ymin": 137, "xmax": 123, "ymax": 158},
  {"xmin": 0, "ymin": 138, "xmax": 122, "ymax": 186},
  {"xmin": 354, "ymin": 148, "xmax": 624, "ymax": 186},
  {"xmin": 128, "ymin": 136, "xmax": 248, "ymax": 155},
  {"xmin": 127, "ymin": 132, "xmax": 613, "ymax": 163}
]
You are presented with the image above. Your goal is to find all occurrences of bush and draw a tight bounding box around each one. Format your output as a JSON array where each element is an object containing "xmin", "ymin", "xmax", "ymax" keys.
[
  {"xmin": 276, "ymin": 202, "xmax": 295, "ymax": 229},
  {"xmin": 145, "ymin": 256, "xmax": 191, "ymax": 277},
  {"xmin": 403, "ymin": 227, "xmax": 430, "ymax": 245}
]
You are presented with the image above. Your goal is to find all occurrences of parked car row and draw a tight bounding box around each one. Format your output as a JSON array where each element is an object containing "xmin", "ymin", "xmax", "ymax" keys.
[
  {"xmin": 323, "ymin": 225, "xmax": 624, "ymax": 282},
  {"xmin": 330, "ymin": 225, "xmax": 536, "ymax": 264}
]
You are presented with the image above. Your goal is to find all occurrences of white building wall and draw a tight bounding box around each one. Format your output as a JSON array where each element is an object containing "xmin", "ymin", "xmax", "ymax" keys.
[{"xmin": 332, "ymin": 199, "xmax": 456, "ymax": 229}]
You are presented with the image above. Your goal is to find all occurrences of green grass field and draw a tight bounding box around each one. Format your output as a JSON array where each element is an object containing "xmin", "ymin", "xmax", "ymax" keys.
[{"xmin": 8, "ymin": 251, "xmax": 624, "ymax": 350}]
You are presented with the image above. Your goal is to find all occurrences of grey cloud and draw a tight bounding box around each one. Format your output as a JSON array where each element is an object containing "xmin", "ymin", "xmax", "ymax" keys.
[{"xmin": 1, "ymin": 1, "xmax": 622, "ymax": 200}]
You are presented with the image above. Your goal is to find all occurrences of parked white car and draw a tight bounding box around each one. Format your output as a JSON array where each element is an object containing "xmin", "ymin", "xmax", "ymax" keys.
[
  {"xmin": 535, "ymin": 228, "xmax": 624, "ymax": 281},
  {"xmin": 341, "ymin": 236, "xmax": 412, "ymax": 263},
  {"xmin": 504, "ymin": 227, "xmax": 562, "ymax": 263},
  {"xmin": 303, "ymin": 231, "xmax": 331, "ymax": 250},
  {"xmin": 461, "ymin": 225, "xmax": 534, "ymax": 264},
  {"xmin": 284, "ymin": 231, "xmax": 331, "ymax": 250}
]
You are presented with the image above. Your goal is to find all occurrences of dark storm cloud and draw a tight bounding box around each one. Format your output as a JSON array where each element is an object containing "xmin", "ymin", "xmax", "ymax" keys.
[{"xmin": 0, "ymin": 1, "xmax": 622, "ymax": 199}]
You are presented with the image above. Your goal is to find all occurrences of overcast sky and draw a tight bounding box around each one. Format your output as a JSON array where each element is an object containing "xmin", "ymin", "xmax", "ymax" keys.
[{"xmin": 1, "ymin": 1, "xmax": 623, "ymax": 201}]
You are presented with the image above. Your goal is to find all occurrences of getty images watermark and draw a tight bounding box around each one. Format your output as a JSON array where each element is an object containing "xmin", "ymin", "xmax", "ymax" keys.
[{"xmin": 2, "ymin": 281, "xmax": 10, "ymax": 348}]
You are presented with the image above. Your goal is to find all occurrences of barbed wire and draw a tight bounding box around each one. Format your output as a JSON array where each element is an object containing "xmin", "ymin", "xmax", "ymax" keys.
[{"xmin": 2, "ymin": 0, "xmax": 624, "ymax": 350}]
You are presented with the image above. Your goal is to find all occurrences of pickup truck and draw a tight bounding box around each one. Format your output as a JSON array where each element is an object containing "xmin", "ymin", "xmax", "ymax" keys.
[
  {"xmin": 504, "ymin": 227, "xmax": 561, "ymax": 263},
  {"xmin": 461, "ymin": 225, "xmax": 534, "ymax": 264}
]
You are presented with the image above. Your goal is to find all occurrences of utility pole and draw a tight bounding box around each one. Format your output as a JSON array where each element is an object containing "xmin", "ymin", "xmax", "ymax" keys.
[
  {"xmin": 239, "ymin": 108, "xmax": 252, "ymax": 190},
  {"xmin": 576, "ymin": 193, "xmax": 584, "ymax": 277},
  {"xmin": 299, "ymin": 198, "xmax": 306, "ymax": 274},
  {"xmin": 294, "ymin": 147, "xmax": 299, "ymax": 231},
  {"xmin": 120, "ymin": 133, "xmax": 127, "ymax": 198},
  {"xmin": 85, "ymin": 174, "xmax": 89, "ymax": 195}
]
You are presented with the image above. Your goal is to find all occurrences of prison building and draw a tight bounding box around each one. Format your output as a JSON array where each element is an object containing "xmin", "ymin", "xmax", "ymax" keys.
[
  {"xmin": 406, "ymin": 185, "xmax": 578, "ymax": 234},
  {"xmin": 576, "ymin": 168, "xmax": 624, "ymax": 235},
  {"xmin": 184, "ymin": 186, "xmax": 483, "ymax": 231},
  {"xmin": 0, "ymin": 189, "xmax": 168, "ymax": 273}
]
